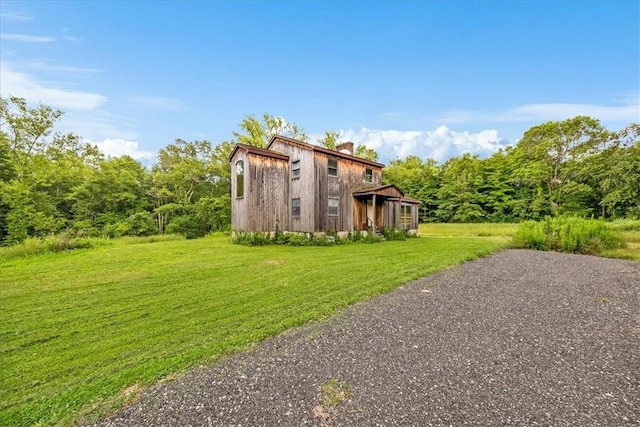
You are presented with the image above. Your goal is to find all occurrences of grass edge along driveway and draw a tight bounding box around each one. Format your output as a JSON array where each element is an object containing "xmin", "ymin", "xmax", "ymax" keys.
[{"xmin": 0, "ymin": 234, "xmax": 507, "ymax": 426}]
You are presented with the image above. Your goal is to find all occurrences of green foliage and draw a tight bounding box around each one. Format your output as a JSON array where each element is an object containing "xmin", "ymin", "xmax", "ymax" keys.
[
  {"xmin": 317, "ymin": 130, "xmax": 340, "ymax": 150},
  {"xmin": 165, "ymin": 213, "xmax": 209, "ymax": 239},
  {"xmin": 232, "ymin": 113, "xmax": 308, "ymax": 148},
  {"xmin": 2, "ymin": 94, "xmax": 639, "ymax": 250},
  {"xmin": 0, "ymin": 234, "xmax": 505, "ymax": 426},
  {"xmin": 380, "ymin": 227, "xmax": 413, "ymax": 241},
  {"xmin": 354, "ymin": 144, "xmax": 378, "ymax": 161},
  {"xmin": 0, "ymin": 234, "xmax": 109, "ymax": 260},
  {"xmin": 513, "ymin": 216, "xmax": 625, "ymax": 255}
]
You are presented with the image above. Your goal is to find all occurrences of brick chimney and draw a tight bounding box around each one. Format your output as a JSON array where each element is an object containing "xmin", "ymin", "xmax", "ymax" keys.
[{"xmin": 336, "ymin": 141, "xmax": 354, "ymax": 155}]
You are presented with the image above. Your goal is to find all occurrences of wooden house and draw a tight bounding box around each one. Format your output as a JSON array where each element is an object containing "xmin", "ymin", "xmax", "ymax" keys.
[{"xmin": 229, "ymin": 135, "xmax": 419, "ymax": 236}]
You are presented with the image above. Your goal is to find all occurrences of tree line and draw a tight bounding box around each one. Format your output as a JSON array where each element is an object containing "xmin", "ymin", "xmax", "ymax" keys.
[
  {"xmin": 1, "ymin": 96, "xmax": 638, "ymax": 245},
  {"xmin": 384, "ymin": 118, "xmax": 639, "ymax": 223}
]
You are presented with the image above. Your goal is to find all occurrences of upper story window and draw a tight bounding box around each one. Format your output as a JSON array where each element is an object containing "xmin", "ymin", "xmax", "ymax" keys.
[
  {"xmin": 235, "ymin": 160, "xmax": 244, "ymax": 198},
  {"xmin": 292, "ymin": 160, "xmax": 301, "ymax": 179},
  {"xmin": 328, "ymin": 159, "xmax": 338, "ymax": 177},
  {"xmin": 365, "ymin": 168, "xmax": 373, "ymax": 182}
]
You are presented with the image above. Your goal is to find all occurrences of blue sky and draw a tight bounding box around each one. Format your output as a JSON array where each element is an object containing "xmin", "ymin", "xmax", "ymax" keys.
[{"xmin": 1, "ymin": 1, "xmax": 638, "ymax": 164}]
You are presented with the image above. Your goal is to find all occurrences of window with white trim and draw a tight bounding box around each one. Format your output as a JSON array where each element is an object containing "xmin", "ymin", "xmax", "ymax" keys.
[
  {"xmin": 235, "ymin": 160, "xmax": 244, "ymax": 198},
  {"xmin": 292, "ymin": 160, "xmax": 300, "ymax": 179},
  {"xmin": 328, "ymin": 159, "xmax": 338, "ymax": 177},
  {"xmin": 365, "ymin": 168, "xmax": 373, "ymax": 182},
  {"xmin": 328, "ymin": 198, "xmax": 339, "ymax": 216}
]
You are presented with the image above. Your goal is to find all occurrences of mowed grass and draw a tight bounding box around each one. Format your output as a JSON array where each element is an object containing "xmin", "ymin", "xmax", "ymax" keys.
[
  {"xmin": 419, "ymin": 223, "xmax": 518, "ymax": 240},
  {"xmin": 0, "ymin": 234, "xmax": 506, "ymax": 426}
]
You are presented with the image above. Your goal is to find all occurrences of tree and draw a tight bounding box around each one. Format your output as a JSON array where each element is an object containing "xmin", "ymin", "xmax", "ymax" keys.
[
  {"xmin": 511, "ymin": 116, "xmax": 610, "ymax": 216},
  {"xmin": 69, "ymin": 155, "xmax": 152, "ymax": 236},
  {"xmin": 354, "ymin": 144, "xmax": 379, "ymax": 162},
  {"xmin": 232, "ymin": 114, "xmax": 308, "ymax": 148},
  {"xmin": 317, "ymin": 130, "xmax": 340, "ymax": 150},
  {"xmin": 585, "ymin": 123, "xmax": 640, "ymax": 218},
  {"xmin": 151, "ymin": 139, "xmax": 216, "ymax": 234},
  {"xmin": 0, "ymin": 96, "xmax": 100, "ymax": 243},
  {"xmin": 435, "ymin": 154, "xmax": 486, "ymax": 222},
  {"xmin": 383, "ymin": 156, "xmax": 440, "ymax": 222}
]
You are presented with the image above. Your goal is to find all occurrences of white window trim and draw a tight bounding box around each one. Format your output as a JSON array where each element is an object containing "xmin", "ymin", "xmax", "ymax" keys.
[
  {"xmin": 328, "ymin": 197, "xmax": 339, "ymax": 216},
  {"xmin": 292, "ymin": 160, "xmax": 300, "ymax": 179}
]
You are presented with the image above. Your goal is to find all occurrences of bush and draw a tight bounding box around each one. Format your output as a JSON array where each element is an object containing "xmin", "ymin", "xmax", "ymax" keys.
[
  {"xmin": 124, "ymin": 212, "xmax": 158, "ymax": 236},
  {"xmin": 232, "ymin": 230, "xmax": 395, "ymax": 246},
  {"xmin": 0, "ymin": 234, "xmax": 111, "ymax": 260},
  {"xmin": 381, "ymin": 227, "xmax": 412, "ymax": 241},
  {"xmin": 513, "ymin": 216, "xmax": 625, "ymax": 255},
  {"xmin": 166, "ymin": 214, "xmax": 208, "ymax": 239}
]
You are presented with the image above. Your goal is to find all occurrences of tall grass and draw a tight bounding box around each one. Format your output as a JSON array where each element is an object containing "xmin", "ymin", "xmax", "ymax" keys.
[
  {"xmin": 513, "ymin": 216, "xmax": 626, "ymax": 255},
  {"xmin": 0, "ymin": 234, "xmax": 185, "ymax": 261}
]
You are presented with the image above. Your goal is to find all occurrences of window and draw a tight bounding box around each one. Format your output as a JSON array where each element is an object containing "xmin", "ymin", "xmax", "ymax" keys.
[
  {"xmin": 328, "ymin": 198, "xmax": 339, "ymax": 216},
  {"xmin": 401, "ymin": 204, "xmax": 412, "ymax": 227},
  {"xmin": 292, "ymin": 160, "xmax": 300, "ymax": 179},
  {"xmin": 365, "ymin": 168, "xmax": 373, "ymax": 182},
  {"xmin": 328, "ymin": 159, "xmax": 338, "ymax": 177},
  {"xmin": 292, "ymin": 198, "xmax": 300, "ymax": 216},
  {"xmin": 235, "ymin": 160, "xmax": 244, "ymax": 198}
]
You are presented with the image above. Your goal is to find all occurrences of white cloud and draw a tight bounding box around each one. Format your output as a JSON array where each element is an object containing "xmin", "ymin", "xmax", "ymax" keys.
[
  {"xmin": 0, "ymin": 12, "xmax": 34, "ymax": 22},
  {"xmin": 62, "ymin": 110, "xmax": 139, "ymax": 142},
  {"xmin": 0, "ymin": 33, "xmax": 54, "ymax": 42},
  {"xmin": 338, "ymin": 126, "xmax": 509, "ymax": 164},
  {"xmin": 14, "ymin": 61, "xmax": 102, "ymax": 74},
  {"xmin": 0, "ymin": 63, "xmax": 107, "ymax": 110},
  {"xmin": 90, "ymin": 138, "xmax": 155, "ymax": 162},
  {"xmin": 439, "ymin": 98, "xmax": 640, "ymax": 124}
]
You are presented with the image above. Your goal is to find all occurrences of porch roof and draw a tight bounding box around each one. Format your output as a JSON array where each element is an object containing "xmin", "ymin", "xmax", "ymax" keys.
[{"xmin": 352, "ymin": 184, "xmax": 404, "ymax": 199}]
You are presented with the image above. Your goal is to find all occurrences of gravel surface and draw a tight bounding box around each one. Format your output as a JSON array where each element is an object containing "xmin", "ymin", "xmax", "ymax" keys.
[{"xmin": 92, "ymin": 250, "xmax": 640, "ymax": 426}]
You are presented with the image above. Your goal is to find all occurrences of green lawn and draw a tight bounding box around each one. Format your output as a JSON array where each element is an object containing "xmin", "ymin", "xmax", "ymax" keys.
[
  {"xmin": 419, "ymin": 222, "xmax": 518, "ymax": 238},
  {"xmin": 0, "ymin": 234, "xmax": 506, "ymax": 426}
]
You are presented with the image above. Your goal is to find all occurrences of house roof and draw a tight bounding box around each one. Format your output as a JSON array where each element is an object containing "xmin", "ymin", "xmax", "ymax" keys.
[
  {"xmin": 352, "ymin": 184, "xmax": 405, "ymax": 198},
  {"xmin": 401, "ymin": 197, "xmax": 421, "ymax": 204},
  {"xmin": 229, "ymin": 143, "xmax": 289, "ymax": 162},
  {"xmin": 353, "ymin": 184, "xmax": 421, "ymax": 204},
  {"xmin": 266, "ymin": 135, "xmax": 385, "ymax": 169}
]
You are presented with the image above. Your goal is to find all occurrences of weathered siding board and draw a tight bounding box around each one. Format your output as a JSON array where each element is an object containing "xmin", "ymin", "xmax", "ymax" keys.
[
  {"xmin": 247, "ymin": 154, "xmax": 289, "ymax": 232},
  {"xmin": 313, "ymin": 151, "xmax": 383, "ymax": 232},
  {"xmin": 230, "ymin": 149, "xmax": 249, "ymax": 231},
  {"xmin": 411, "ymin": 203, "xmax": 419, "ymax": 230},
  {"xmin": 270, "ymin": 140, "xmax": 316, "ymax": 232}
]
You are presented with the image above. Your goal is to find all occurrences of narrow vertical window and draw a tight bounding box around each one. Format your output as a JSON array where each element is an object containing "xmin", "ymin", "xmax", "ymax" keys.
[
  {"xmin": 401, "ymin": 204, "xmax": 411, "ymax": 227},
  {"xmin": 365, "ymin": 168, "xmax": 373, "ymax": 182},
  {"xmin": 292, "ymin": 198, "xmax": 300, "ymax": 216},
  {"xmin": 328, "ymin": 198, "xmax": 339, "ymax": 216},
  {"xmin": 235, "ymin": 160, "xmax": 244, "ymax": 198},
  {"xmin": 292, "ymin": 160, "xmax": 301, "ymax": 179},
  {"xmin": 328, "ymin": 159, "xmax": 338, "ymax": 177}
]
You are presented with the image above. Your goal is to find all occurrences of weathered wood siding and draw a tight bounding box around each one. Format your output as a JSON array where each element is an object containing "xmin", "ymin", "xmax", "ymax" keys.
[
  {"xmin": 268, "ymin": 139, "xmax": 315, "ymax": 232},
  {"xmin": 246, "ymin": 153, "xmax": 289, "ymax": 232},
  {"xmin": 410, "ymin": 202, "xmax": 419, "ymax": 230},
  {"xmin": 383, "ymin": 200, "xmax": 400, "ymax": 229},
  {"xmin": 230, "ymin": 149, "xmax": 248, "ymax": 231},
  {"xmin": 314, "ymin": 152, "xmax": 383, "ymax": 232}
]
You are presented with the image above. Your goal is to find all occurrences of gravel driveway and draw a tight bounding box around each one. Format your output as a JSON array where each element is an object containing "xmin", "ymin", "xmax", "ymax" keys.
[{"xmin": 93, "ymin": 249, "xmax": 640, "ymax": 426}]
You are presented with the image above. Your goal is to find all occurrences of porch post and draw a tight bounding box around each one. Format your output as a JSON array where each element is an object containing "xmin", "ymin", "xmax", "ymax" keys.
[{"xmin": 372, "ymin": 194, "xmax": 377, "ymax": 234}]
